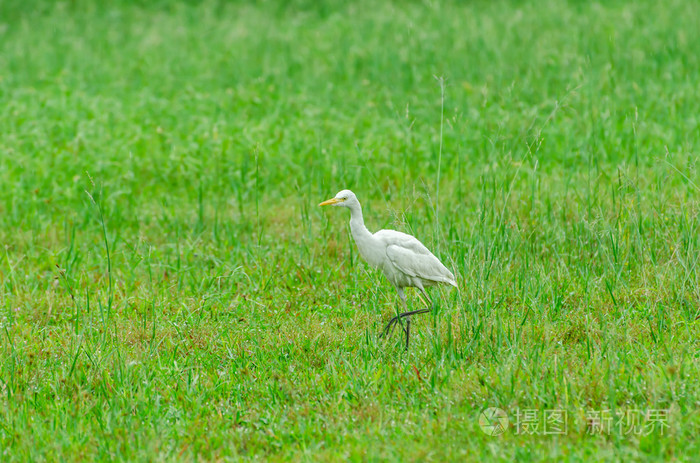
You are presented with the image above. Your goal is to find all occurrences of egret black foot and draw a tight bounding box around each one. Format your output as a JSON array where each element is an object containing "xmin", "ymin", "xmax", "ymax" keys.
[
  {"xmin": 379, "ymin": 308, "xmax": 431, "ymax": 348},
  {"xmin": 380, "ymin": 316, "xmax": 407, "ymax": 339}
]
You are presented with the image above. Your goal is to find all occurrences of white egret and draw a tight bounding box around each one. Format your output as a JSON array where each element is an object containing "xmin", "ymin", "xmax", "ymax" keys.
[{"xmin": 319, "ymin": 189, "xmax": 457, "ymax": 348}]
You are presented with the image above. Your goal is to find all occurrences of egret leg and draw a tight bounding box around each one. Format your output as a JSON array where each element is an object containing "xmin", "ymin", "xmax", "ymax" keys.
[
  {"xmin": 417, "ymin": 291, "xmax": 431, "ymax": 310},
  {"xmin": 405, "ymin": 318, "xmax": 411, "ymax": 350},
  {"xmin": 381, "ymin": 307, "xmax": 430, "ymax": 348},
  {"xmin": 418, "ymin": 287, "xmax": 433, "ymax": 309},
  {"xmin": 381, "ymin": 288, "xmax": 408, "ymax": 339},
  {"xmin": 385, "ymin": 287, "xmax": 436, "ymax": 348}
]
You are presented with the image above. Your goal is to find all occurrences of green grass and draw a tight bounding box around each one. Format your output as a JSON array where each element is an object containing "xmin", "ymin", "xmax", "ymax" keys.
[{"xmin": 1, "ymin": 0, "xmax": 700, "ymax": 460}]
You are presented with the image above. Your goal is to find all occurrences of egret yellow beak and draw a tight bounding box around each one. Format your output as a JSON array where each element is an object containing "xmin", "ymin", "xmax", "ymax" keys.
[{"xmin": 319, "ymin": 197, "xmax": 343, "ymax": 206}]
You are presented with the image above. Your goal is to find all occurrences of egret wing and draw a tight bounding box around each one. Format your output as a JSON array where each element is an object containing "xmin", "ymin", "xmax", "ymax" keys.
[{"xmin": 378, "ymin": 231, "xmax": 457, "ymax": 286}]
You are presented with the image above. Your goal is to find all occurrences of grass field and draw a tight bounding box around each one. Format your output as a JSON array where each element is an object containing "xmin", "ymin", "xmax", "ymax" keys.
[{"xmin": 2, "ymin": 0, "xmax": 700, "ymax": 460}]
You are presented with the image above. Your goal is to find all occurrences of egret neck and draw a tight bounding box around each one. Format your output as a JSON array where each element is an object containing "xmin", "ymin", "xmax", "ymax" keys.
[{"xmin": 346, "ymin": 200, "xmax": 379, "ymax": 267}]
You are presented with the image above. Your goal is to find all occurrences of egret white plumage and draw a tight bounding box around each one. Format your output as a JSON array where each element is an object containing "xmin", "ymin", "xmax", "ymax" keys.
[{"xmin": 319, "ymin": 189, "xmax": 457, "ymax": 348}]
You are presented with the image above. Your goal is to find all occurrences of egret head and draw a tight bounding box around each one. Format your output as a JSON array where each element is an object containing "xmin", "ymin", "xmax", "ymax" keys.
[{"xmin": 319, "ymin": 189, "xmax": 358, "ymax": 208}]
